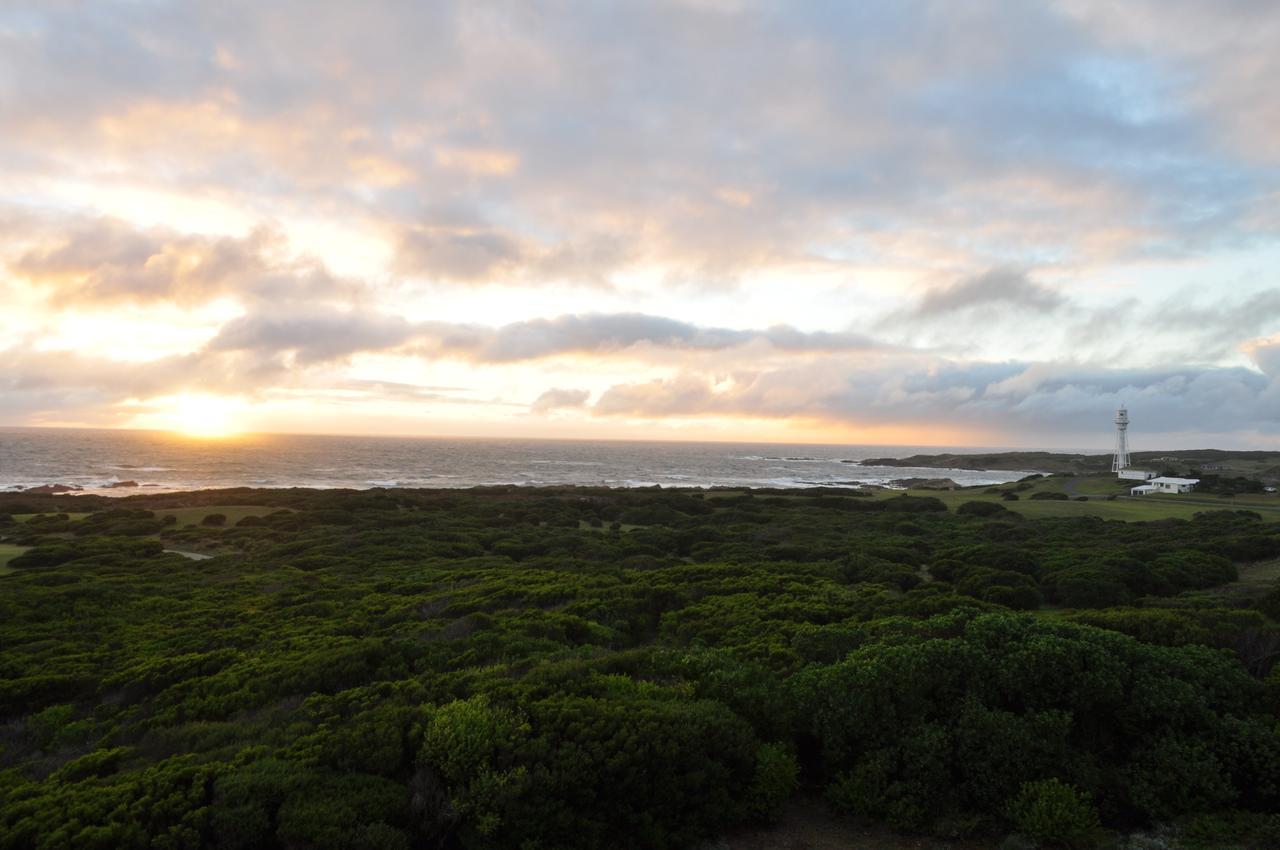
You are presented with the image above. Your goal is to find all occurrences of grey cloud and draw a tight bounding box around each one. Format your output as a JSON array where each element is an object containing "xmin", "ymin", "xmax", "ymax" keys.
[
  {"xmin": 1058, "ymin": 0, "xmax": 1280, "ymax": 163},
  {"xmin": 475, "ymin": 314, "xmax": 732, "ymax": 361},
  {"xmin": 208, "ymin": 311, "xmax": 416, "ymax": 364},
  {"xmin": 393, "ymin": 226, "xmax": 525, "ymax": 282},
  {"xmin": 879, "ymin": 271, "xmax": 1280, "ymax": 373},
  {"xmin": 1251, "ymin": 338, "xmax": 1280, "ymax": 378},
  {"xmin": 530, "ymin": 387, "xmax": 591, "ymax": 414},
  {"xmin": 1146, "ymin": 289, "xmax": 1280, "ymax": 358},
  {"xmin": 203, "ymin": 310, "xmax": 885, "ymax": 364},
  {"xmin": 11, "ymin": 216, "xmax": 363, "ymax": 306},
  {"xmin": 1047, "ymin": 287, "xmax": 1280, "ymax": 368},
  {"xmin": 429, "ymin": 313, "xmax": 884, "ymax": 362},
  {"xmin": 913, "ymin": 269, "xmax": 1066, "ymax": 318},
  {"xmin": 591, "ymin": 359, "xmax": 1280, "ymax": 442}
]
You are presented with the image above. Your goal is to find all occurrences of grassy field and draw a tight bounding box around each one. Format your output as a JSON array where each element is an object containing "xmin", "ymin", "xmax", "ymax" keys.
[
  {"xmin": 0, "ymin": 543, "xmax": 30, "ymax": 574},
  {"xmin": 10, "ymin": 512, "xmax": 92, "ymax": 523},
  {"xmin": 688, "ymin": 478, "xmax": 1280, "ymax": 522},
  {"xmin": 864, "ymin": 473, "xmax": 1280, "ymax": 522},
  {"xmin": 151, "ymin": 506, "xmax": 285, "ymax": 527},
  {"xmin": 1184, "ymin": 557, "xmax": 1280, "ymax": 608},
  {"xmin": 6, "ymin": 485, "xmax": 1277, "ymax": 528},
  {"xmin": 1231, "ymin": 557, "xmax": 1280, "ymax": 589},
  {"xmin": 12, "ymin": 506, "xmax": 283, "ymax": 527}
]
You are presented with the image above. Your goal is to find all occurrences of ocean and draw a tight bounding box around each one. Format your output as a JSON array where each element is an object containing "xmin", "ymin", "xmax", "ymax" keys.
[{"xmin": 0, "ymin": 428, "xmax": 1039, "ymax": 495}]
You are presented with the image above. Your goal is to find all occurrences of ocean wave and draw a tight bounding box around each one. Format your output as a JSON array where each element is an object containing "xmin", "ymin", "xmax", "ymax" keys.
[{"xmin": 528, "ymin": 459, "xmax": 606, "ymax": 466}]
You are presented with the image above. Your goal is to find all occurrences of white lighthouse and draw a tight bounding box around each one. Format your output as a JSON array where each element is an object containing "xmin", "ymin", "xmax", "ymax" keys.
[{"xmin": 1111, "ymin": 405, "xmax": 1131, "ymax": 473}]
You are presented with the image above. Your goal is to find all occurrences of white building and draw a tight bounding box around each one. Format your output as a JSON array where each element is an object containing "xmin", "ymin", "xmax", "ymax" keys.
[
  {"xmin": 1130, "ymin": 476, "xmax": 1200, "ymax": 496},
  {"xmin": 1118, "ymin": 469, "xmax": 1156, "ymax": 481}
]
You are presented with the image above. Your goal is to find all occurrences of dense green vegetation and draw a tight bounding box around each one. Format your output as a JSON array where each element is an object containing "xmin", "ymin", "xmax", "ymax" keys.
[
  {"xmin": 860, "ymin": 449, "xmax": 1280, "ymax": 484},
  {"xmin": 2, "ymin": 487, "xmax": 1279, "ymax": 849}
]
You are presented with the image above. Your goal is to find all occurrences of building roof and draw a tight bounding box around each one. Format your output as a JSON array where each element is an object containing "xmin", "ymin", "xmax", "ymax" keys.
[{"xmin": 1150, "ymin": 477, "xmax": 1200, "ymax": 485}]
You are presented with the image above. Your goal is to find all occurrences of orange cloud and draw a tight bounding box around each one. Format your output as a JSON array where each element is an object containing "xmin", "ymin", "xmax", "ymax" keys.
[{"xmin": 434, "ymin": 147, "xmax": 520, "ymax": 176}]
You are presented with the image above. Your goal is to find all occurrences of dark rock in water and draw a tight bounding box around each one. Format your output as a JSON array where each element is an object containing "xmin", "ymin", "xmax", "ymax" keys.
[
  {"xmin": 23, "ymin": 483, "xmax": 83, "ymax": 494},
  {"xmin": 890, "ymin": 477, "xmax": 962, "ymax": 490},
  {"xmin": 107, "ymin": 480, "xmax": 140, "ymax": 488}
]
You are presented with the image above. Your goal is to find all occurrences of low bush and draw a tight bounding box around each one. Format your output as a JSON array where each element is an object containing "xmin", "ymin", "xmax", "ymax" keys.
[{"xmin": 1005, "ymin": 779, "xmax": 1101, "ymax": 849}]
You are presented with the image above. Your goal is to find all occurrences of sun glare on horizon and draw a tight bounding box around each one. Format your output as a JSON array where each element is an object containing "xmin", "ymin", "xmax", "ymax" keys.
[{"xmin": 141, "ymin": 393, "xmax": 247, "ymax": 439}]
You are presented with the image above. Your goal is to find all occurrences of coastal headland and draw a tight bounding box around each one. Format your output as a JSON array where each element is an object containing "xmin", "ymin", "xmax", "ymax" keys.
[{"xmin": 858, "ymin": 449, "xmax": 1280, "ymax": 480}]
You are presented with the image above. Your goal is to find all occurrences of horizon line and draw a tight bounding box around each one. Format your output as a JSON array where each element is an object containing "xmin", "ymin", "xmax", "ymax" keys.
[{"xmin": 0, "ymin": 422, "xmax": 1195, "ymax": 454}]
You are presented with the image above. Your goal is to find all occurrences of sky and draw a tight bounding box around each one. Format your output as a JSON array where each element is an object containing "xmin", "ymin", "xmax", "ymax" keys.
[{"xmin": 2, "ymin": 0, "xmax": 1279, "ymax": 449}]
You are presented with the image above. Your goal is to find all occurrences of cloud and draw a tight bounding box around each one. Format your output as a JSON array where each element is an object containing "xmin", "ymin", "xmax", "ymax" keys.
[
  {"xmin": 5, "ymin": 0, "xmax": 1277, "ymax": 289},
  {"xmin": 1057, "ymin": 0, "xmax": 1280, "ymax": 163},
  {"xmin": 207, "ymin": 310, "xmax": 416, "ymax": 364},
  {"xmin": 10, "ymin": 216, "xmax": 362, "ymax": 306},
  {"xmin": 419, "ymin": 313, "xmax": 886, "ymax": 362},
  {"xmin": 912, "ymin": 269, "xmax": 1066, "ymax": 318},
  {"xmin": 530, "ymin": 387, "xmax": 591, "ymax": 414},
  {"xmin": 199, "ymin": 308, "xmax": 887, "ymax": 365},
  {"xmin": 591, "ymin": 358, "xmax": 1280, "ymax": 441},
  {"xmin": 0, "ymin": 304, "xmax": 895, "ymax": 423},
  {"xmin": 393, "ymin": 225, "xmax": 525, "ymax": 282}
]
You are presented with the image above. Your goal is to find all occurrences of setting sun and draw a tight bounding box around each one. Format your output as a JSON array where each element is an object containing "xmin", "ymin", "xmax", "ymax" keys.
[{"xmin": 144, "ymin": 393, "xmax": 247, "ymax": 438}]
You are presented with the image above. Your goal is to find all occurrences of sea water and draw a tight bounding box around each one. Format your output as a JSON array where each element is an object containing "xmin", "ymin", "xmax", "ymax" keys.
[{"xmin": 0, "ymin": 427, "xmax": 1039, "ymax": 495}]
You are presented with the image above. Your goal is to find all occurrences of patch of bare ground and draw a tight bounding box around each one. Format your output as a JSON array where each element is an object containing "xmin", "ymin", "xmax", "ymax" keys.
[{"xmin": 719, "ymin": 799, "xmax": 993, "ymax": 850}]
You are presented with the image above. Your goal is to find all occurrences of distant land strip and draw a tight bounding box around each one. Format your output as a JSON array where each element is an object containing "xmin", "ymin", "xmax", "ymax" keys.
[{"xmin": 858, "ymin": 449, "xmax": 1280, "ymax": 477}]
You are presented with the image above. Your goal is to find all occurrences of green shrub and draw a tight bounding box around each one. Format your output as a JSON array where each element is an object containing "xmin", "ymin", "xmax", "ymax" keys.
[
  {"xmin": 958, "ymin": 501, "xmax": 1012, "ymax": 518},
  {"xmin": 1006, "ymin": 779, "xmax": 1101, "ymax": 848},
  {"xmin": 745, "ymin": 742, "xmax": 799, "ymax": 822},
  {"xmin": 884, "ymin": 495, "xmax": 948, "ymax": 513}
]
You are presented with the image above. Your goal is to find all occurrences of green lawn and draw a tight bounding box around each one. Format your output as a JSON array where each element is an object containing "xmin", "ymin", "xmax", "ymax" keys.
[
  {"xmin": 1066, "ymin": 476, "xmax": 1133, "ymax": 496},
  {"xmin": 694, "ymin": 477, "xmax": 1280, "ymax": 522},
  {"xmin": 1233, "ymin": 558, "xmax": 1280, "ymax": 589},
  {"xmin": 0, "ymin": 543, "xmax": 30, "ymax": 574},
  {"xmin": 11, "ymin": 512, "xmax": 92, "ymax": 523},
  {"xmin": 1213, "ymin": 557, "xmax": 1280, "ymax": 596},
  {"xmin": 152, "ymin": 506, "xmax": 285, "ymax": 527},
  {"xmin": 13, "ymin": 506, "xmax": 284, "ymax": 527},
  {"xmin": 864, "ymin": 479, "xmax": 1280, "ymax": 522}
]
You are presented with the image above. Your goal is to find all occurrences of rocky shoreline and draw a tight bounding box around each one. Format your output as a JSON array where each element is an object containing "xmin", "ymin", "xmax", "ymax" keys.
[{"xmin": 19, "ymin": 480, "xmax": 141, "ymax": 494}]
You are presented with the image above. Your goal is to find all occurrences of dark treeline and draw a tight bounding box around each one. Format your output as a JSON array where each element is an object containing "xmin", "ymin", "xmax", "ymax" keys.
[{"xmin": 2, "ymin": 487, "xmax": 1279, "ymax": 849}]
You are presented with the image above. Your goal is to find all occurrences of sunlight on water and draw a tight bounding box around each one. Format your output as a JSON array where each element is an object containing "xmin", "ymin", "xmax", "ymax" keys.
[{"xmin": 135, "ymin": 394, "xmax": 247, "ymax": 439}]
